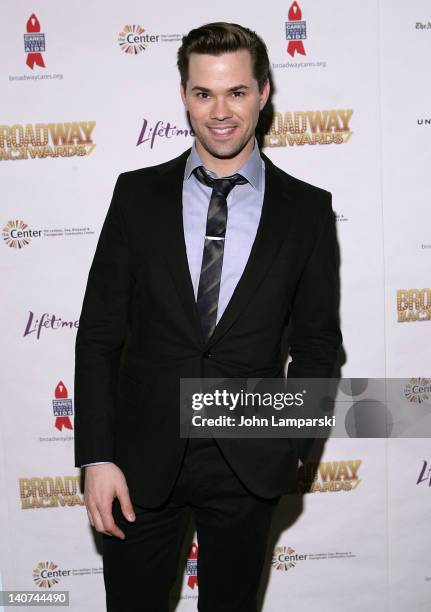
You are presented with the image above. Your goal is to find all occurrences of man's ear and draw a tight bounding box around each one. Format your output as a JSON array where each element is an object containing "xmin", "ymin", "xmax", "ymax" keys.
[
  {"xmin": 259, "ymin": 79, "xmax": 270, "ymax": 110},
  {"xmin": 180, "ymin": 83, "xmax": 188, "ymax": 110}
]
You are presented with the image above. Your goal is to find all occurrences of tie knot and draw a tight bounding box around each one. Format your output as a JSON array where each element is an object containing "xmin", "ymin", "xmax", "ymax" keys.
[{"xmin": 193, "ymin": 165, "xmax": 248, "ymax": 197}]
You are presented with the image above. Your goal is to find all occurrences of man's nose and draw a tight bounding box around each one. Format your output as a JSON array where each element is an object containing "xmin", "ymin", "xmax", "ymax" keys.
[{"xmin": 210, "ymin": 97, "xmax": 233, "ymax": 120}]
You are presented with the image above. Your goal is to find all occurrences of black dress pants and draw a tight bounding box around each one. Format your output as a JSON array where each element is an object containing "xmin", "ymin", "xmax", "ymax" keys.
[{"xmin": 103, "ymin": 436, "xmax": 280, "ymax": 612}]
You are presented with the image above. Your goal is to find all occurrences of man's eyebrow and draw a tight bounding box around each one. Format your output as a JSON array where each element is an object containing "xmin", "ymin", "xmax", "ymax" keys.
[
  {"xmin": 227, "ymin": 84, "xmax": 249, "ymax": 92},
  {"xmin": 190, "ymin": 84, "xmax": 250, "ymax": 93}
]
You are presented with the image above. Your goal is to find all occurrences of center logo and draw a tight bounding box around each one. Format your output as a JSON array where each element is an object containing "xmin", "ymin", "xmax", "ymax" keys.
[
  {"xmin": 2, "ymin": 220, "xmax": 40, "ymax": 249},
  {"xmin": 118, "ymin": 25, "xmax": 148, "ymax": 54},
  {"xmin": 272, "ymin": 546, "xmax": 307, "ymax": 571},
  {"xmin": 33, "ymin": 562, "xmax": 61, "ymax": 588},
  {"xmin": 404, "ymin": 378, "xmax": 431, "ymax": 403}
]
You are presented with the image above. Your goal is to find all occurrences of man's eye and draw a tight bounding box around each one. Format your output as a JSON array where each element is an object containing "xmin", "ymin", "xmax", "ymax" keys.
[
  {"xmin": 197, "ymin": 92, "xmax": 209, "ymax": 98},
  {"xmin": 232, "ymin": 91, "xmax": 245, "ymax": 97}
]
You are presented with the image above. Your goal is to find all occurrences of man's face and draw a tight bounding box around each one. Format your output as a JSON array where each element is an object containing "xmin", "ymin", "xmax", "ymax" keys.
[{"xmin": 180, "ymin": 49, "xmax": 270, "ymax": 160}]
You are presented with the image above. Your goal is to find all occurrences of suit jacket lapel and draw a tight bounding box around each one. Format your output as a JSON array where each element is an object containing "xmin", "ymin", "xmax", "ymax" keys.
[
  {"xmin": 157, "ymin": 149, "xmax": 206, "ymax": 346},
  {"xmin": 206, "ymin": 152, "xmax": 294, "ymax": 348}
]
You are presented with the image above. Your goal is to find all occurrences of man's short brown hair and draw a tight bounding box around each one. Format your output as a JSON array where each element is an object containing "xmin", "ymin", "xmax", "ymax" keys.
[{"xmin": 177, "ymin": 22, "xmax": 270, "ymax": 92}]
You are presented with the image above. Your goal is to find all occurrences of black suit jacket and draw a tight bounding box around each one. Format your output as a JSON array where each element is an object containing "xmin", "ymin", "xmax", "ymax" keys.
[{"xmin": 74, "ymin": 148, "xmax": 342, "ymax": 507}]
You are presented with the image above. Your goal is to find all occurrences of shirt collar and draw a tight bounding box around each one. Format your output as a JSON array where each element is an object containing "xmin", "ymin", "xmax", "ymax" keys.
[{"xmin": 184, "ymin": 138, "xmax": 263, "ymax": 192}]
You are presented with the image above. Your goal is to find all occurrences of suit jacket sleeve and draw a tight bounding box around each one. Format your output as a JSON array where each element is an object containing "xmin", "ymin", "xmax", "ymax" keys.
[
  {"xmin": 286, "ymin": 191, "xmax": 342, "ymax": 461},
  {"xmin": 287, "ymin": 191, "xmax": 341, "ymax": 377},
  {"xmin": 74, "ymin": 174, "xmax": 132, "ymax": 467}
]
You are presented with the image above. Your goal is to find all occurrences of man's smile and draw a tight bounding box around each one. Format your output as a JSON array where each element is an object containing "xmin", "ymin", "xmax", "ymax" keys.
[{"xmin": 207, "ymin": 125, "xmax": 238, "ymax": 138}]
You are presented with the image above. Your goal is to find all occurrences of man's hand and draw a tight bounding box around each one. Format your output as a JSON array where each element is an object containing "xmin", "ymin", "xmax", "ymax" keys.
[{"xmin": 84, "ymin": 463, "xmax": 136, "ymax": 539}]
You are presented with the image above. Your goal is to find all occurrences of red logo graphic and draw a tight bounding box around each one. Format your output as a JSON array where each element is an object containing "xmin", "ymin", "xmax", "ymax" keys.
[
  {"xmin": 286, "ymin": 2, "xmax": 307, "ymax": 57},
  {"xmin": 186, "ymin": 543, "xmax": 198, "ymax": 589},
  {"xmin": 25, "ymin": 14, "xmax": 46, "ymax": 69},
  {"xmin": 53, "ymin": 381, "xmax": 73, "ymax": 431}
]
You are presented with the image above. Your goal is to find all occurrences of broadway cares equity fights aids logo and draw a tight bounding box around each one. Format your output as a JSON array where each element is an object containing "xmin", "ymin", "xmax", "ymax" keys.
[
  {"xmin": 24, "ymin": 13, "xmax": 46, "ymax": 69},
  {"xmin": 173, "ymin": 543, "xmax": 199, "ymax": 602},
  {"xmin": 52, "ymin": 381, "xmax": 73, "ymax": 431},
  {"xmin": 264, "ymin": 109, "xmax": 353, "ymax": 147},
  {"xmin": 273, "ymin": 2, "xmax": 327, "ymax": 70},
  {"xmin": 185, "ymin": 543, "xmax": 198, "ymax": 590},
  {"xmin": 286, "ymin": 2, "xmax": 306, "ymax": 56},
  {"xmin": 0, "ymin": 121, "xmax": 96, "ymax": 161},
  {"xmin": 9, "ymin": 13, "xmax": 63, "ymax": 82}
]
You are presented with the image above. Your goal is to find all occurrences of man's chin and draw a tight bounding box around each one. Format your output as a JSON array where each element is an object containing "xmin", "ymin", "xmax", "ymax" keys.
[{"xmin": 201, "ymin": 140, "xmax": 248, "ymax": 160}]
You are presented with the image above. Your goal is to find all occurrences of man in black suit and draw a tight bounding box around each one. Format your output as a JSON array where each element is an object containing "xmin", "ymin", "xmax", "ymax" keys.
[{"xmin": 74, "ymin": 22, "xmax": 341, "ymax": 612}]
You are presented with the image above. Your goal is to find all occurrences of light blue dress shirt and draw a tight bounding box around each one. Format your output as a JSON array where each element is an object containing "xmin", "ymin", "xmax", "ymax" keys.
[{"xmin": 82, "ymin": 140, "xmax": 265, "ymax": 467}]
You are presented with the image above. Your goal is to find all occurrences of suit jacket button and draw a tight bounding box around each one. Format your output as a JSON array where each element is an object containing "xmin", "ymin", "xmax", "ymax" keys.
[{"xmin": 203, "ymin": 352, "xmax": 213, "ymax": 359}]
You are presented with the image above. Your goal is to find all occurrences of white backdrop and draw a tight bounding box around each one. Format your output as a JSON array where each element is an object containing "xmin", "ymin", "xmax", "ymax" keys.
[{"xmin": 1, "ymin": 1, "xmax": 430, "ymax": 610}]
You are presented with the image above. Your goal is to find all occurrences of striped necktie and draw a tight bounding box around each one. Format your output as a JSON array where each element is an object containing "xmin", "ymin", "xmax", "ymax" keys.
[{"xmin": 193, "ymin": 165, "xmax": 248, "ymax": 342}]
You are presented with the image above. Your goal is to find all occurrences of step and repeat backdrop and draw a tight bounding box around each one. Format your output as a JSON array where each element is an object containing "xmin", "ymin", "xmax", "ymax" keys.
[{"xmin": 1, "ymin": 1, "xmax": 430, "ymax": 610}]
